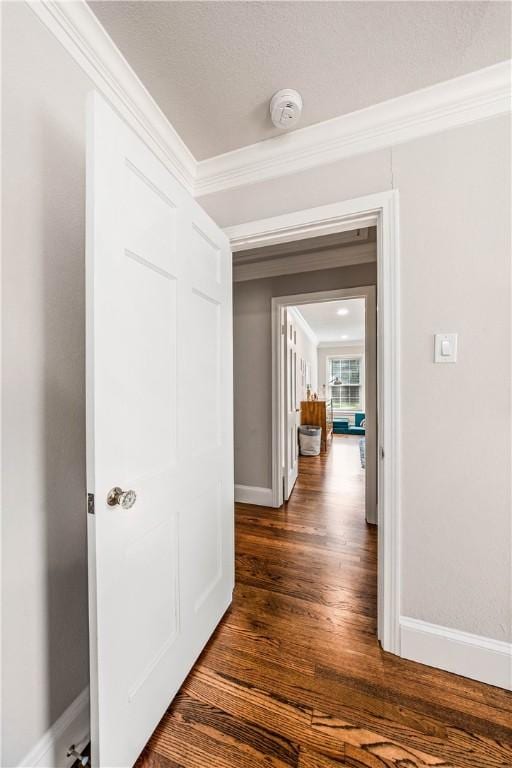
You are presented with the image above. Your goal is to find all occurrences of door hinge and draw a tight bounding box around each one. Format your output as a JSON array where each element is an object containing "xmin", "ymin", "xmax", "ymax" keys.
[
  {"xmin": 380, "ymin": 447, "xmax": 385, "ymax": 459},
  {"xmin": 87, "ymin": 493, "xmax": 95, "ymax": 515}
]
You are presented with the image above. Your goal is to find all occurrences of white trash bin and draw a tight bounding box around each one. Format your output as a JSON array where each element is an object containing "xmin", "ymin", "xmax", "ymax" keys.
[{"xmin": 299, "ymin": 425, "xmax": 322, "ymax": 456}]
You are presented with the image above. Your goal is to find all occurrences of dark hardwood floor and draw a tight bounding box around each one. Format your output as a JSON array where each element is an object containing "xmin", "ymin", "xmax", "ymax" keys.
[{"xmin": 137, "ymin": 436, "xmax": 512, "ymax": 768}]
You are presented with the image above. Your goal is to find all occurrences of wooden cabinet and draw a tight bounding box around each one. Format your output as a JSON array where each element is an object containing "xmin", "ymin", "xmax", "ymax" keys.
[{"xmin": 300, "ymin": 400, "xmax": 333, "ymax": 453}]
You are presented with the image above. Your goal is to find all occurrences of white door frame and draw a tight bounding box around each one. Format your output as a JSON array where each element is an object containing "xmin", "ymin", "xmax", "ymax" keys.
[
  {"xmin": 225, "ymin": 190, "xmax": 400, "ymax": 655},
  {"xmin": 272, "ymin": 286, "xmax": 377, "ymax": 521}
]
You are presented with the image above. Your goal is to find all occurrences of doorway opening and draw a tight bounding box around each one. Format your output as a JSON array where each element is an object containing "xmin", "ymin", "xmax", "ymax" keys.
[
  {"xmin": 276, "ymin": 290, "xmax": 377, "ymax": 532},
  {"xmin": 230, "ymin": 192, "xmax": 401, "ymax": 652}
]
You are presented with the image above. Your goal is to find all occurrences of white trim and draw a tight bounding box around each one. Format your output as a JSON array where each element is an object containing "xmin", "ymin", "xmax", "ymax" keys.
[
  {"xmin": 26, "ymin": 0, "xmax": 196, "ymax": 193},
  {"xmin": 24, "ymin": 3, "xmax": 511, "ymax": 198},
  {"xmin": 377, "ymin": 189, "xmax": 401, "ymax": 654},
  {"xmin": 196, "ymin": 61, "xmax": 511, "ymax": 195},
  {"xmin": 228, "ymin": 193, "xmax": 399, "ymax": 654},
  {"xmin": 233, "ymin": 242, "xmax": 376, "ymax": 282},
  {"xmin": 228, "ymin": 205, "xmax": 379, "ymax": 253},
  {"xmin": 233, "ymin": 228, "xmax": 370, "ymax": 263},
  {"xmin": 234, "ymin": 484, "xmax": 274, "ymax": 507},
  {"xmin": 400, "ymin": 618, "xmax": 512, "ymax": 690},
  {"xmin": 18, "ymin": 688, "xmax": 90, "ymax": 768},
  {"xmin": 287, "ymin": 306, "xmax": 319, "ymax": 348}
]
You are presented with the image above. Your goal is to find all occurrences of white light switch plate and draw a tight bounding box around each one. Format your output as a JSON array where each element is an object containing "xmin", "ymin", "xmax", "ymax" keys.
[{"xmin": 434, "ymin": 333, "xmax": 458, "ymax": 363}]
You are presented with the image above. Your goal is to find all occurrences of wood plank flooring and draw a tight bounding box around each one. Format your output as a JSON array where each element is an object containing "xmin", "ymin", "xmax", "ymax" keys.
[{"xmin": 136, "ymin": 436, "xmax": 512, "ymax": 768}]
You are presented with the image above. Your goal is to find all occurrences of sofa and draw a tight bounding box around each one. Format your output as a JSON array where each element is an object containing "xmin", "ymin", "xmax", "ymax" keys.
[{"xmin": 333, "ymin": 411, "xmax": 365, "ymax": 436}]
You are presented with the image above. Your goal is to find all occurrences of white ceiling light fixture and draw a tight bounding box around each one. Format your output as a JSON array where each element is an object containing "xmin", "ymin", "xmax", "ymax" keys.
[
  {"xmin": 270, "ymin": 89, "xmax": 303, "ymax": 131},
  {"xmin": 341, "ymin": 335, "xmax": 349, "ymax": 340},
  {"xmin": 337, "ymin": 308, "xmax": 349, "ymax": 316}
]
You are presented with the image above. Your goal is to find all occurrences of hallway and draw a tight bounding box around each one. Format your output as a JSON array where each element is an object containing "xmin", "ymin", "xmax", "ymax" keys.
[{"xmin": 137, "ymin": 437, "xmax": 512, "ymax": 768}]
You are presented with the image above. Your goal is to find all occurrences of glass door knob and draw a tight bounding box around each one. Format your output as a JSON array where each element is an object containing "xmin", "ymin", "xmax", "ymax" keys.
[{"xmin": 107, "ymin": 486, "xmax": 137, "ymax": 510}]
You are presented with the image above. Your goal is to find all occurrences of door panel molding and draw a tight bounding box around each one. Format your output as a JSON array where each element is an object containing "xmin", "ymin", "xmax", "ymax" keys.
[{"xmin": 87, "ymin": 92, "xmax": 233, "ymax": 767}]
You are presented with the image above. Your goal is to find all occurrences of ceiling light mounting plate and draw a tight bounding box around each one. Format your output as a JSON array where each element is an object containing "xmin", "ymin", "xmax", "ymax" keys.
[{"xmin": 270, "ymin": 89, "xmax": 303, "ymax": 131}]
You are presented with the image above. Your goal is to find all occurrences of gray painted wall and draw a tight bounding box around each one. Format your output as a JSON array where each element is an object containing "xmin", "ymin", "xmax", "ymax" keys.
[
  {"xmin": 1, "ymin": 5, "xmax": 92, "ymax": 765},
  {"xmin": 233, "ymin": 263, "xmax": 377, "ymax": 489},
  {"xmin": 201, "ymin": 115, "xmax": 512, "ymax": 644}
]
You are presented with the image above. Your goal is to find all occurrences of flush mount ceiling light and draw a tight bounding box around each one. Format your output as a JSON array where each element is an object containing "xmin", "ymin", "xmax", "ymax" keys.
[
  {"xmin": 270, "ymin": 89, "xmax": 303, "ymax": 131},
  {"xmin": 341, "ymin": 335, "xmax": 349, "ymax": 340},
  {"xmin": 337, "ymin": 308, "xmax": 349, "ymax": 316}
]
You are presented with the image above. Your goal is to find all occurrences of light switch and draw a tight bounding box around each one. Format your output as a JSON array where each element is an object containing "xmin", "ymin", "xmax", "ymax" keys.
[{"xmin": 434, "ymin": 333, "xmax": 458, "ymax": 363}]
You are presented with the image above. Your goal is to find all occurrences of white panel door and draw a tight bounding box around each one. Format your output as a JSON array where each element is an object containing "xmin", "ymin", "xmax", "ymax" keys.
[
  {"xmin": 86, "ymin": 93, "xmax": 234, "ymax": 768},
  {"xmin": 284, "ymin": 311, "xmax": 299, "ymax": 500}
]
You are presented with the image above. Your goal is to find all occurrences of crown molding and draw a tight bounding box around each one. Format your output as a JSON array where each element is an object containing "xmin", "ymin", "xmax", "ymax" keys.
[
  {"xmin": 196, "ymin": 60, "xmax": 512, "ymax": 196},
  {"xmin": 287, "ymin": 306, "xmax": 319, "ymax": 348},
  {"xmin": 27, "ymin": 0, "xmax": 196, "ymax": 193},
  {"xmin": 227, "ymin": 196, "xmax": 383, "ymax": 253},
  {"xmin": 26, "ymin": 2, "xmax": 510, "ymax": 200},
  {"xmin": 233, "ymin": 227, "xmax": 370, "ymax": 264}
]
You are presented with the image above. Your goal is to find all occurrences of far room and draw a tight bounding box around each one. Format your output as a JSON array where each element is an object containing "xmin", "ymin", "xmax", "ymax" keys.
[{"xmin": 293, "ymin": 297, "xmax": 371, "ymax": 520}]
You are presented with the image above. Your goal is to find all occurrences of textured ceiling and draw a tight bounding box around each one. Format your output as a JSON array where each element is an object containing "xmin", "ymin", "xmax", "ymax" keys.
[
  {"xmin": 90, "ymin": 1, "xmax": 511, "ymax": 160},
  {"xmin": 297, "ymin": 299, "xmax": 365, "ymax": 344}
]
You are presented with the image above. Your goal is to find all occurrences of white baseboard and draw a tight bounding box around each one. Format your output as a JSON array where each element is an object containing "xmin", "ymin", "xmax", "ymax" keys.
[
  {"xmin": 18, "ymin": 687, "xmax": 90, "ymax": 768},
  {"xmin": 234, "ymin": 484, "xmax": 274, "ymax": 506},
  {"xmin": 400, "ymin": 617, "xmax": 512, "ymax": 690}
]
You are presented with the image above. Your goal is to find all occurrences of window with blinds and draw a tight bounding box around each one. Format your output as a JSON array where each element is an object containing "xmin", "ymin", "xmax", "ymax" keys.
[{"xmin": 328, "ymin": 357, "xmax": 362, "ymax": 410}]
